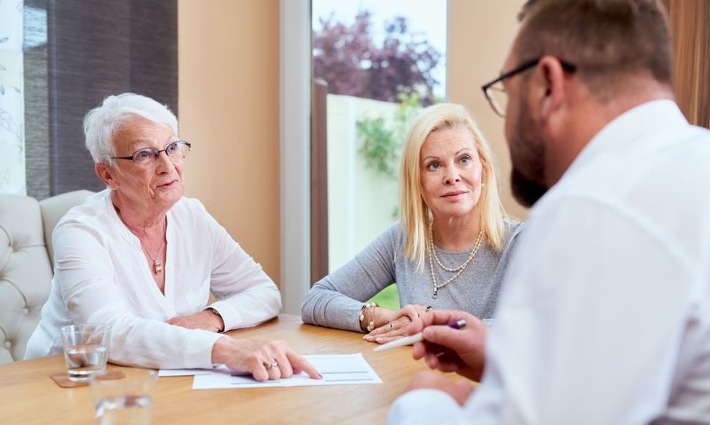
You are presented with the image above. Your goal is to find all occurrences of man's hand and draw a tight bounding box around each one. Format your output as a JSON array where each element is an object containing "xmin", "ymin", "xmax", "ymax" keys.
[
  {"xmin": 410, "ymin": 309, "xmax": 488, "ymax": 382},
  {"xmin": 404, "ymin": 370, "xmax": 475, "ymax": 405}
]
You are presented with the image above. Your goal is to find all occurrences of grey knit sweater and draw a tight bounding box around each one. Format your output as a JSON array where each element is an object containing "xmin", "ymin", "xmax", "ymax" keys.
[{"xmin": 301, "ymin": 219, "xmax": 524, "ymax": 332}]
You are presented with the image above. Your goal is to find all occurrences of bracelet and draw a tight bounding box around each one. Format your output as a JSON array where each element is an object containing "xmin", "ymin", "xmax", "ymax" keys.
[
  {"xmin": 359, "ymin": 302, "xmax": 378, "ymax": 333},
  {"xmin": 206, "ymin": 307, "xmax": 225, "ymax": 333}
]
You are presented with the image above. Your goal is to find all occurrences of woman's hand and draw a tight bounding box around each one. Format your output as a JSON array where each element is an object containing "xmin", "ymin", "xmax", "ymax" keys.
[
  {"xmin": 364, "ymin": 304, "xmax": 431, "ymax": 344},
  {"xmin": 211, "ymin": 336, "xmax": 322, "ymax": 382},
  {"xmin": 167, "ymin": 309, "xmax": 224, "ymax": 333}
]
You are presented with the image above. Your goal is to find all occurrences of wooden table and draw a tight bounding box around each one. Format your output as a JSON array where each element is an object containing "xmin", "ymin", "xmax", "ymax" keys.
[{"xmin": 0, "ymin": 315, "xmax": 442, "ymax": 424}]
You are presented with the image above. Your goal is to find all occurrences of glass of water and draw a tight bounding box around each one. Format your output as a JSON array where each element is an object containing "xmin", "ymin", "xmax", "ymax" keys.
[
  {"xmin": 60, "ymin": 324, "xmax": 111, "ymax": 382},
  {"xmin": 91, "ymin": 370, "xmax": 158, "ymax": 425}
]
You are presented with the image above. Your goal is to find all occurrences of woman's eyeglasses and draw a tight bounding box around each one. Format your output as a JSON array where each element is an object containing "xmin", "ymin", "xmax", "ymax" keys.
[{"xmin": 111, "ymin": 140, "xmax": 192, "ymax": 167}]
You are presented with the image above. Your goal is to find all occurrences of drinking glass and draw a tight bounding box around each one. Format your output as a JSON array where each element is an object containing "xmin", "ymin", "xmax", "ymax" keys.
[
  {"xmin": 60, "ymin": 324, "xmax": 111, "ymax": 382},
  {"xmin": 91, "ymin": 370, "xmax": 158, "ymax": 425}
]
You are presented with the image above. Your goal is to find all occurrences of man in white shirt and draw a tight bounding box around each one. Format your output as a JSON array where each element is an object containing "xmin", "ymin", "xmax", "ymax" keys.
[{"xmin": 388, "ymin": 0, "xmax": 710, "ymax": 423}]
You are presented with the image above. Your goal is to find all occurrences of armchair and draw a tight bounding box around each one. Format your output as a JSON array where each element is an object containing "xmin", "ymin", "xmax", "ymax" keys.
[{"xmin": 0, "ymin": 190, "xmax": 93, "ymax": 363}]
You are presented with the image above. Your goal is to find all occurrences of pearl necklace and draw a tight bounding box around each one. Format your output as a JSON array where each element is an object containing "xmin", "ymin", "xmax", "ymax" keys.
[{"xmin": 428, "ymin": 220, "xmax": 483, "ymax": 299}]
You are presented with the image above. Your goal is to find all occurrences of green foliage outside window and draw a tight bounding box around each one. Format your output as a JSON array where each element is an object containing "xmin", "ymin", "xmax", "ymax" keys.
[
  {"xmin": 356, "ymin": 92, "xmax": 423, "ymax": 180},
  {"xmin": 369, "ymin": 283, "xmax": 400, "ymax": 310}
]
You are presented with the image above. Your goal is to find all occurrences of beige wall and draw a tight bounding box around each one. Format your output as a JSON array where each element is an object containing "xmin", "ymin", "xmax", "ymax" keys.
[
  {"xmin": 178, "ymin": 0, "xmax": 281, "ymax": 282},
  {"xmin": 177, "ymin": 1, "xmax": 527, "ymax": 286},
  {"xmin": 448, "ymin": 0, "xmax": 527, "ymax": 220}
]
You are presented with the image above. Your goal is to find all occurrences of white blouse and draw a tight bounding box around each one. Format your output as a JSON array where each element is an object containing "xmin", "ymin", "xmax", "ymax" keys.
[{"xmin": 25, "ymin": 190, "xmax": 281, "ymax": 369}]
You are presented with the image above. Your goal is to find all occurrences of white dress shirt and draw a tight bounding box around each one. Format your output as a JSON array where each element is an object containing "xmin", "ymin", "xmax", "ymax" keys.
[
  {"xmin": 25, "ymin": 190, "xmax": 281, "ymax": 369},
  {"xmin": 388, "ymin": 100, "xmax": 710, "ymax": 424}
]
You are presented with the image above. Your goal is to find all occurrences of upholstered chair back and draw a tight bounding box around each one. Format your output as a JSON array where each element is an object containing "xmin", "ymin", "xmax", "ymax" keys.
[{"xmin": 0, "ymin": 190, "xmax": 93, "ymax": 363}]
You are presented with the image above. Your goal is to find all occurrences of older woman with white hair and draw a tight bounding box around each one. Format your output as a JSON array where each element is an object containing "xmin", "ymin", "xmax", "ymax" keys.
[
  {"xmin": 302, "ymin": 103, "xmax": 524, "ymax": 344},
  {"xmin": 25, "ymin": 93, "xmax": 320, "ymax": 381}
]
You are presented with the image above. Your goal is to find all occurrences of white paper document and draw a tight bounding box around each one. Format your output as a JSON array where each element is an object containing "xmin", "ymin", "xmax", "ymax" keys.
[{"xmin": 159, "ymin": 353, "xmax": 382, "ymax": 390}]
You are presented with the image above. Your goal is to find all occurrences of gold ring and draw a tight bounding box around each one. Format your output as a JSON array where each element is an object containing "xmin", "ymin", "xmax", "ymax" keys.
[
  {"xmin": 388, "ymin": 322, "xmax": 394, "ymax": 331},
  {"xmin": 263, "ymin": 361, "xmax": 278, "ymax": 369}
]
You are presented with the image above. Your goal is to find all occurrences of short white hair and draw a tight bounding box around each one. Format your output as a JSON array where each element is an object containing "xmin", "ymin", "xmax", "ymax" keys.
[{"xmin": 83, "ymin": 93, "xmax": 178, "ymax": 164}]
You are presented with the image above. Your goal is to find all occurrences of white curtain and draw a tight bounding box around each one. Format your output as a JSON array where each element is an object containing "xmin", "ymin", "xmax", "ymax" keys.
[{"xmin": 0, "ymin": 0, "xmax": 25, "ymax": 195}]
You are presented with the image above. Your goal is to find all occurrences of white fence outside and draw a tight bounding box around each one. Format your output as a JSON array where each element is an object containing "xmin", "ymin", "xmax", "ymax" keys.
[{"xmin": 326, "ymin": 94, "xmax": 402, "ymax": 271}]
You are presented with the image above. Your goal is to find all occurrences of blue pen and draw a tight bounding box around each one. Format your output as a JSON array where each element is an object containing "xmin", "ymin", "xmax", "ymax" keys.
[{"xmin": 373, "ymin": 319, "xmax": 466, "ymax": 352}]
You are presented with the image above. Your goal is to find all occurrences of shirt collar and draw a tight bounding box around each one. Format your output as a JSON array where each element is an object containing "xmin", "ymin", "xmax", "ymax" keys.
[{"xmin": 564, "ymin": 99, "xmax": 687, "ymax": 178}]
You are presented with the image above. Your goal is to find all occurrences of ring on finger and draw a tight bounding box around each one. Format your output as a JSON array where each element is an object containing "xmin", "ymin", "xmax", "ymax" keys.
[
  {"xmin": 388, "ymin": 322, "xmax": 394, "ymax": 331},
  {"xmin": 263, "ymin": 360, "xmax": 279, "ymax": 370}
]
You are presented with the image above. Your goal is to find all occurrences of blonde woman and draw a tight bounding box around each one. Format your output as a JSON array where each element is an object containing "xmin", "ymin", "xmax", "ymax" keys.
[{"xmin": 301, "ymin": 103, "xmax": 523, "ymax": 344}]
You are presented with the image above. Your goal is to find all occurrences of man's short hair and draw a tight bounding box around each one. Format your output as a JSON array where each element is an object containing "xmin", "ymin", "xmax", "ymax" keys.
[{"xmin": 517, "ymin": 0, "xmax": 672, "ymax": 100}]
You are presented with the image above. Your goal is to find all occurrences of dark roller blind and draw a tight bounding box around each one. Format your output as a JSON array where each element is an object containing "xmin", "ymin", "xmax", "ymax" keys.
[{"xmin": 45, "ymin": 0, "xmax": 177, "ymax": 195}]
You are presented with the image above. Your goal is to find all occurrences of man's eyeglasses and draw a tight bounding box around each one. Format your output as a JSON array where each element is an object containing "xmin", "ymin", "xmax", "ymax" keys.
[
  {"xmin": 481, "ymin": 58, "xmax": 577, "ymax": 117},
  {"xmin": 111, "ymin": 140, "xmax": 192, "ymax": 166}
]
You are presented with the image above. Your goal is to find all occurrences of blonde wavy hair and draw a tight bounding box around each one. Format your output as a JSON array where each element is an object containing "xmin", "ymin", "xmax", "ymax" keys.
[{"xmin": 399, "ymin": 103, "xmax": 507, "ymax": 272}]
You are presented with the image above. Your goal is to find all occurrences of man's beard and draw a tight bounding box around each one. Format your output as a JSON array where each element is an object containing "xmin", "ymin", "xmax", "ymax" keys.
[
  {"xmin": 508, "ymin": 95, "xmax": 548, "ymax": 208},
  {"xmin": 511, "ymin": 167, "xmax": 547, "ymax": 208}
]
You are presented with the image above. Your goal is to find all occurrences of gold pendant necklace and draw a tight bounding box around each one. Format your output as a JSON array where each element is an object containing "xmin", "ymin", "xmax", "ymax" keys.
[
  {"xmin": 116, "ymin": 205, "xmax": 166, "ymax": 275},
  {"xmin": 140, "ymin": 239, "xmax": 166, "ymax": 275}
]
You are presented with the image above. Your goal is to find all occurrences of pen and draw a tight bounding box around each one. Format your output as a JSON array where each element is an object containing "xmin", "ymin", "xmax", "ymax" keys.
[{"xmin": 372, "ymin": 319, "xmax": 466, "ymax": 352}]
